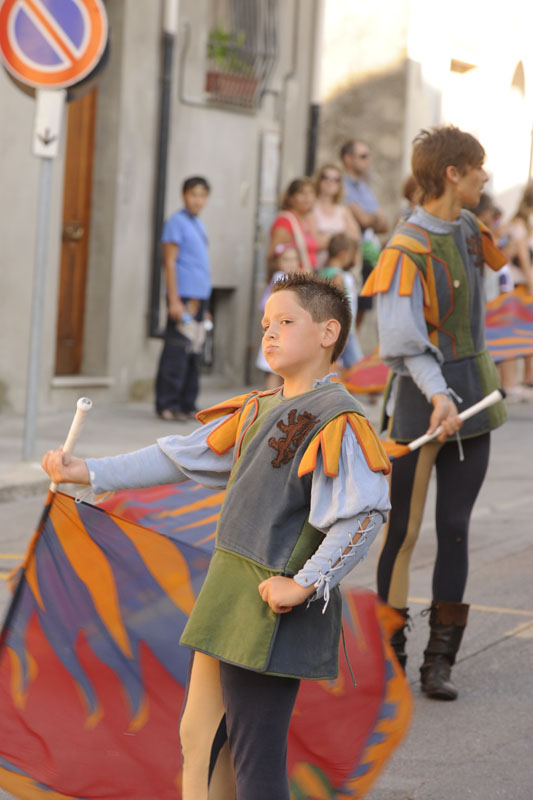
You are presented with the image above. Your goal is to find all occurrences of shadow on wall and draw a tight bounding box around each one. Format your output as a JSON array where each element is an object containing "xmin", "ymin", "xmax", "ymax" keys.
[{"xmin": 317, "ymin": 63, "xmax": 409, "ymax": 227}]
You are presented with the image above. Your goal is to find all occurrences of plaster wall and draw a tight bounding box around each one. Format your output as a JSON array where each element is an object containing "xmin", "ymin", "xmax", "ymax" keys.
[{"xmin": 0, "ymin": 68, "xmax": 66, "ymax": 412}]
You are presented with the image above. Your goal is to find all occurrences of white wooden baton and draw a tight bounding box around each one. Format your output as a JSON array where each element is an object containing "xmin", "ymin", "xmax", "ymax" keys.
[{"xmin": 49, "ymin": 397, "xmax": 93, "ymax": 493}]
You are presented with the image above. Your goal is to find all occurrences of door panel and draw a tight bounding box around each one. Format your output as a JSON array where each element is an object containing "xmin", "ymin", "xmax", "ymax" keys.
[{"xmin": 54, "ymin": 89, "xmax": 97, "ymax": 375}]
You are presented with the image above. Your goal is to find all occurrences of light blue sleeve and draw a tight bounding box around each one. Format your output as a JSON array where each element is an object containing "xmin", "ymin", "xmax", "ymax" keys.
[
  {"xmin": 376, "ymin": 258, "xmax": 448, "ymax": 401},
  {"xmin": 86, "ymin": 414, "xmax": 234, "ymax": 494},
  {"xmin": 161, "ymin": 212, "xmax": 184, "ymax": 246},
  {"xmin": 293, "ymin": 423, "xmax": 390, "ymax": 608}
]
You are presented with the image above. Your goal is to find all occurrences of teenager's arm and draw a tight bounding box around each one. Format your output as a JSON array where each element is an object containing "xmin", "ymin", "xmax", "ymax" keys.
[{"xmin": 376, "ymin": 262, "xmax": 461, "ymax": 439}]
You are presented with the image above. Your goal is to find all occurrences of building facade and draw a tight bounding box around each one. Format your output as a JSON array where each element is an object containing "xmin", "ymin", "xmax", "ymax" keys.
[{"xmin": 0, "ymin": 0, "xmax": 322, "ymax": 413}]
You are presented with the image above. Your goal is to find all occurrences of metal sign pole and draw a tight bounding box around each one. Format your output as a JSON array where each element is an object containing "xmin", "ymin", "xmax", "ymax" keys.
[
  {"xmin": 22, "ymin": 158, "xmax": 53, "ymax": 460},
  {"xmin": 22, "ymin": 89, "xmax": 66, "ymax": 461}
]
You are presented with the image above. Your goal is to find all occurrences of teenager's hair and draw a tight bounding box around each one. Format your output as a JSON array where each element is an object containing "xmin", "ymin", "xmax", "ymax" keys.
[
  {"xmin": 280, "ymin": 177, "xmax": 315, "ymax": 210},
  {"xmin": 411, "ymin": 126, "xmax": 485, "ymax": 203},
  {"xmin": 182, "ymin": 176, "xmax": 211, "ymax": 194},
  {"xmin": 328, "ymin": 232, "xmax": 357, "ymax": 260},
  {"xmin": 269, "ymin": 273, "xmax": 352, "ymax": 362},
  {"xmin": 313, "ymin": 163, "xmax": 345, "ymax": 204}
]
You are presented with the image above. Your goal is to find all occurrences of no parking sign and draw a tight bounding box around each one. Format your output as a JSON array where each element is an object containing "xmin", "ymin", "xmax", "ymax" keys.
[
  {"xmin": 0, "ymin": 0, "xmax": 107, "ymax": 89},
  {"xmin": 0, "ymin": 0, "xmax": 109, "ymax": 460}
]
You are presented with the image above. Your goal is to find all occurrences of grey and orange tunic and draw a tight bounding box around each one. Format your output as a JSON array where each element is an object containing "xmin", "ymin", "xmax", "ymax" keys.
[
  {"xmin": 177, "ymin": 381, "xmax": 390, "ymax": 679},
  {"xmin": 87, "ymin": 380, "xmax": 391, "ymax": 680},
  {"xmin": 360, "ymin": 207, "xmax": 507, "ymax": 441}
]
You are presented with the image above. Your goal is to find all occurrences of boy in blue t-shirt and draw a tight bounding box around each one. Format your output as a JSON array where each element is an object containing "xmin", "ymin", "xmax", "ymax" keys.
[{"xmin": 155, "ymin": 176, "xmax": 211, "ymax": 422}]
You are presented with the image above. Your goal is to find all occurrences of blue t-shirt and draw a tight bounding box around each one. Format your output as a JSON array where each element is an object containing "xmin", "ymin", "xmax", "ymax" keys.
[
  {"xmin": 161, "ymin": 209, "xmax": 211, "ymax": 299},
  {"xmin": 343, "ymin": 175, "xmax": 378, "ymax": 214}
]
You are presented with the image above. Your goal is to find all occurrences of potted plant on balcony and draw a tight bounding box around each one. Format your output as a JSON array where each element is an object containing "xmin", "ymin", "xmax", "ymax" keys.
[{"xmin": 206, "ymin": 26, "xmax": 258, "ymax": 105}]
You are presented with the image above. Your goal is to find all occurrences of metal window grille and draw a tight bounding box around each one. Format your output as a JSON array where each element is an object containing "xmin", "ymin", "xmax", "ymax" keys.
[{"xmin": 206, "ymin": 0, "xmax": 278, "ymax": 109}]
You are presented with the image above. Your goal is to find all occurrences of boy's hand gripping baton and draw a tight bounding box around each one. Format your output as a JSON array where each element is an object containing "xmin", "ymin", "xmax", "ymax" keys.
[{"xmin": 49, "ymin": 397, "xmax": 93, "ymax": 492}]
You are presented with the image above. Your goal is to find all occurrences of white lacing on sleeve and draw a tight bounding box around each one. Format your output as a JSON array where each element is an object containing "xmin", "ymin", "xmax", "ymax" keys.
[{"xmin": 307, "ymin": 513, "xmax": 379, "ymax": 614}]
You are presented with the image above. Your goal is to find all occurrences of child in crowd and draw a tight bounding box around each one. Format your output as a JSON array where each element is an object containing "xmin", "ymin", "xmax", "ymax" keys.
[
  {"xmin": 256, "ymin": 241, "xmax": 301, "ymax": 389},
  {"xmin": 41, "ymin": 274, "xmax": 391, "ymax": 800},
  {"xmin": 319, "ymin": 233, "xmax": 363, "ymax": 367}
]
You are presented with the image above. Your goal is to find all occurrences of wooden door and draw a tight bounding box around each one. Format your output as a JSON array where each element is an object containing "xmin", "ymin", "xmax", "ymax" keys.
[{"xmin": 54, "ymin": 89, "xmax": 97, "ymax": 375}]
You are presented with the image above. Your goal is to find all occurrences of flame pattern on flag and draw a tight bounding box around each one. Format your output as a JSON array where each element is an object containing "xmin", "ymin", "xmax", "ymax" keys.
[
  {"xmin": 0, "ymin": 483, "xmax": 411, "ymax": 799},
  {"xmin": 485, "ymin": 286, "xmax": 533, "ymax": 363}
]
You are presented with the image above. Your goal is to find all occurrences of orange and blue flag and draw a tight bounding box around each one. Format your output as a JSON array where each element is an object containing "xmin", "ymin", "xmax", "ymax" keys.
[
  {"xmin": 485, "ymin": 286, "xmax": 533, "ymax": 363},
  {"xmin": 0, "ymin": 482, "xmax": 411, "ymax": 799}
]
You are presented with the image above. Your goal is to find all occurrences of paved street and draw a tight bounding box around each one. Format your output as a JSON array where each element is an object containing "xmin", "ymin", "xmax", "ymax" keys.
[{"xmin": 0, "ymin": 393, "xmax": 532, "ymax": 799}]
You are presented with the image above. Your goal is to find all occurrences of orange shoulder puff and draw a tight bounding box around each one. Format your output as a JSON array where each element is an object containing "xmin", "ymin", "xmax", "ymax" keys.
[
  {"xmin": 197, "ymin": 392, "xmax": 257, "ymax": 455},
  {"xmin": 477, "ymin": 218, "xmax": 508, "ymax": 271},
  {"xmin": 298, "ymin": 412, "xmax": 391, "ymax": 478},
  {"xmin": 361, "ymin": 246, "xmax": 429, "ymax": 304}
]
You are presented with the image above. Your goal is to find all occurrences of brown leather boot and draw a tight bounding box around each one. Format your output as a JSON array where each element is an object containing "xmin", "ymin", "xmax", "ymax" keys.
[
  {"xmin": 390, "ymin": 607, "xmax": 410, "ymax": 671},
  {"xmin": 420, "ymin": 601, "xmax": 469, "ymax": 700}
]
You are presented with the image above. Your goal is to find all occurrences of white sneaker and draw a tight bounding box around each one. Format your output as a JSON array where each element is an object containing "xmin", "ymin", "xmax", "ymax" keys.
[{"xmin": 505, "ymin": 385, "xmax": 533, "ymax": 403}]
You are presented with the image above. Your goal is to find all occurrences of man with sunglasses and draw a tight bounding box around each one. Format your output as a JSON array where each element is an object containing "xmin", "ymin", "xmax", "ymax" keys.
[{"xmin": 340, "ymin": 140, "xmax": 389, "ymax": 327}]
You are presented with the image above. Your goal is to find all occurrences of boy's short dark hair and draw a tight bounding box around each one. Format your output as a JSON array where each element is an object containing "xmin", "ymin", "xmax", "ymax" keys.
[
  {"xmin": 270, "ymin": 273, "xmax": 352, "ymax": 362},
  {"xmin": 411, "ymin": 126, "xmax": 485, "ymax": 203},
  {"xmin": 182, "ymin": 176, "xmax": 211, "ymax": 194},
  {"xmin": 328, "ymin": 233, "xmax": 357, "ymax": 260}
]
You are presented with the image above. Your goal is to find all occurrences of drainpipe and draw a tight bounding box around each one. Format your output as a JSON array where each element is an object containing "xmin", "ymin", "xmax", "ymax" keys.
[
  {"xmin": 148, "ymin": 0, "xmax": 179, "ymax": 338},
  {"xmin": 305, "ymin": 0, "xmax": 325, "ymax": 176}
]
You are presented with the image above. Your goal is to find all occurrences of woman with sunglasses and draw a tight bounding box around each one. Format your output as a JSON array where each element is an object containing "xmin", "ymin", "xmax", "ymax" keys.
[{"xmin": 313, "ymin": 163, "xmax": 361, "ymax": 268}]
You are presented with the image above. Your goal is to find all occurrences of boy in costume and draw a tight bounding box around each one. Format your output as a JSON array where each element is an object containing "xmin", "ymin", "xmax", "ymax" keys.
[
  {"xmin": 361, "ymin": 126, "xmax": 507, "ymax": 700},
  {"xmin": 42, "ymin": 274, "xmax": 391, "ymax": 800}
]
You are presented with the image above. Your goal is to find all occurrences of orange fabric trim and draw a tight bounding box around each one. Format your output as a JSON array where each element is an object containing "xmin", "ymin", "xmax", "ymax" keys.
[
  {"xmin": 205, "ymin": 408, "xmax": 242, "ymax": 455},
  {"xmin": 479, "ymin": 223, "xmax": 507, "ymax": 271},
  {"xmin": 196, "ymin": 392, "xmax": 255, "ymax": 424},
  {"xmin": 361, "ymin": 249, "xmax": 430, "ymax": 306},
  {"xmin": 390, "ymin": 231, "xmax": 431, "ymax": 254},
  {"xmin": 235, "ymin": 396, "xmax": 260, "ymax": 459},
  {"xmin": 422, "ymin": 254, "xmax": 440, "ymax": 347},
  {"xmin": 346, "ymin": 415, "xmax": 391, "ymax": 475},
  {"xmin": 298, "ymin": 413, "xmax": 391, "ymax": 478}
]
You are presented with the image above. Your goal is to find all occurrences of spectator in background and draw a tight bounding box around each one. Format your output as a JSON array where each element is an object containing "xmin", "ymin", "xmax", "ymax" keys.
[
  {"xmin": 507, "ymin": 183, "xmax": 533, "ymax": 388},
  {"xmin": 319, "ymin": 233, "xmax": 362, "ymax": 368},
  {"xmin": 267, "ymin": 178, "xmax": 319, "ymax": 272},
  {"xmin": 340, "ymin": 139, "xmax": 389, "ymax": 328},
  {"xmin": 475, "ymin": 192, "xmax": 533, "ymax": 402},
  {"xmin": 313, "ymin": 163, "xmax": 361, "ymax": 267},
  {"xmin": 155, "ymin": 176, "xmax": 211, "ymax": 422}
]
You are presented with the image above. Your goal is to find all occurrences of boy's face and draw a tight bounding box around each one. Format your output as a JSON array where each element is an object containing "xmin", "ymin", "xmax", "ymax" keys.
[
  {"xmin": 183, "ymin": 186, "xmax": 209, "ymax": 215},
  {"xmin": 455, "ymin": 164, "xmax": 488, "ymax": 208},
  {"xmin": 261, "ymin": 290, "xmax": 332, "ymax": 376}
]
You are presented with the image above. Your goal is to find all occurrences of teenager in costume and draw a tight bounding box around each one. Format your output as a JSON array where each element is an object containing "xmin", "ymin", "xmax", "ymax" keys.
[
  {"xmin": 42, "ymin": 274, "xmax": 391, "ymax": 800},
  {"xmin": 361, "ymin": 126, "xmax": 507, "ymax": 700}
]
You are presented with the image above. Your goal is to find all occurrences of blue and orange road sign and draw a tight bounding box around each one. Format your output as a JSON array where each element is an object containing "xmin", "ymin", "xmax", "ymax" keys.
[{"xmin": 0, "ymin": 0, "xmax": 107, "ymax": 90}]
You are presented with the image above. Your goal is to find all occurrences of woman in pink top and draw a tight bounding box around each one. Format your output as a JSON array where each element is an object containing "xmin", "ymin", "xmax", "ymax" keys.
[
  {"xmin": 268, "ymin": 178, "xmax": 320, "ymax": 271},
  {"xmin": 313, "ymin": 163, "xmax": 361, "ymax": 267}
]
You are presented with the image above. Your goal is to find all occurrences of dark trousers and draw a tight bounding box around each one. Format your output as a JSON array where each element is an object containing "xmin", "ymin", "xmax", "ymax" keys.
[
  {"xmin": 377, "ymin": 433, "xmax": 491, "ymax": 606},
  {"xmin": 217, "ymin": 661, "xmax": 300, "ymax": 800},
  {"xmin": 155, "ymin": 317, "xmax": 200, "ymax": 414}
]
